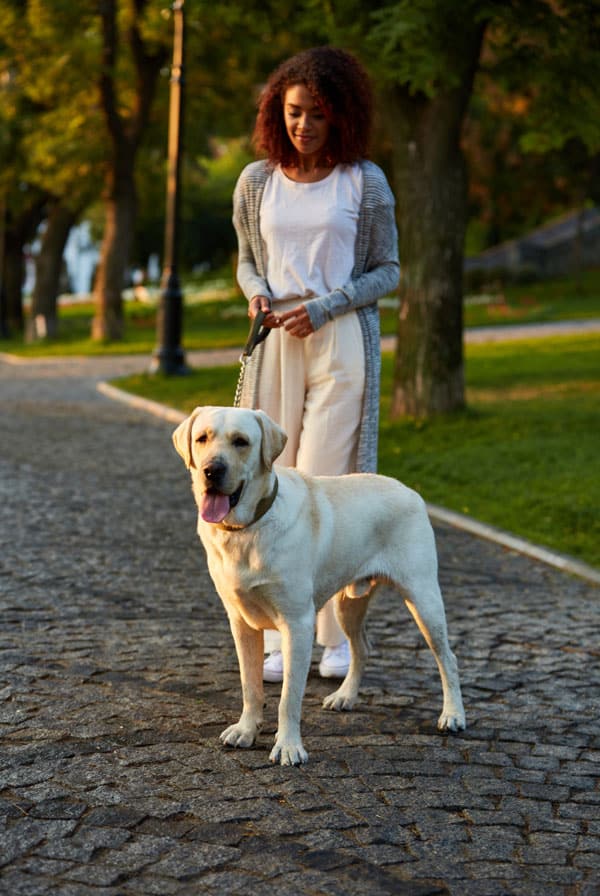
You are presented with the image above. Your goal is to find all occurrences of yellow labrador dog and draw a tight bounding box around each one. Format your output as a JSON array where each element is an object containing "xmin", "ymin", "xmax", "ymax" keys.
[{"xmin": 173, "ymin": 406, "xmax": 465, "ymax": 766}]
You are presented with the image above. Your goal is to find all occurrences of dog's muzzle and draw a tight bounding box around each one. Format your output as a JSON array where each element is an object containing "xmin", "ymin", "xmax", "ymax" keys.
[{"xmin": 200, "ymin": 462, "xmax": 244, "ymax": 524}]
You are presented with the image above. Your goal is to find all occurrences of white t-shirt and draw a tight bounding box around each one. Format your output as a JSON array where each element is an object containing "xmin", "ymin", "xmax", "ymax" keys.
[{"xmin": 259, "ymin": 163, "xmax": 363, "ymax": 302}]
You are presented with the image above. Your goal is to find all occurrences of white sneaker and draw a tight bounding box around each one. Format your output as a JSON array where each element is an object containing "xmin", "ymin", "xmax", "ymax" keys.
[
  {"xmin": 319, "ymin": 640, "xmax": 350, "ymax": 679},
  {"xmin": 263, "ymin": 649, "xmax": 284, "ymax": 683}
]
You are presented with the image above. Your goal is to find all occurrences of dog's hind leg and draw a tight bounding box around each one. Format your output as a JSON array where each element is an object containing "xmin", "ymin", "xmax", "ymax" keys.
[
  {"xmin": 220, "ymin": 613, "xmax": 264, "ymax": 750},
  {"xmin": 323, "ymin": 583, "xmax": 373, "ymax": 711},
  {"xmin": 403, "ymin": 583, "xmax": 466, "ymax": 733}
]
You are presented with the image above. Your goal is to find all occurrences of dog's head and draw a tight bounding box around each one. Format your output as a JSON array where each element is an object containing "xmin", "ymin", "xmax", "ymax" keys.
[{"xmin": 172, "ymin": 406, "xmax": 287, "ymax": 526}]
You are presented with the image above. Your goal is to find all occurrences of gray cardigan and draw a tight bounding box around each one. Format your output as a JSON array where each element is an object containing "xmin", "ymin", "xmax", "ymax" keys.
[{"xmin": 232, "ymin": 159, "xmax": 399, "ymax": 473}]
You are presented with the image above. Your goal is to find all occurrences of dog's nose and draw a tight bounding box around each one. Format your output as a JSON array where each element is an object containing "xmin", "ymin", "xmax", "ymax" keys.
[{"xmin": 203, "ymin": 460, "xmax": 227, "ymax": 486}]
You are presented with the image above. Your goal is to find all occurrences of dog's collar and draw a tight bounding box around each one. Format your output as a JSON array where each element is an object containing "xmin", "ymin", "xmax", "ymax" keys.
[{"xmin": 216, "ymin": 476, "xmax": 279, "ymax": 532}]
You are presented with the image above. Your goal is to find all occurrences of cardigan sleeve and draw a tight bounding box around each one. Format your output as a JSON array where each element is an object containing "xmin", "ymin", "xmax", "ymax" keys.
[
  {"xmin": 303, "ymin": 172, "xmax": 400, "ymax": 331},
  {"xmin": 232, "ymin": 167, "xmax": 273, "ymax": 302}
]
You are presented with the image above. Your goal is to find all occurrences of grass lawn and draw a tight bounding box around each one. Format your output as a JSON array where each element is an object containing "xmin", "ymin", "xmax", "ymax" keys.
[
  {"xmin": 0, "ymin": 298, "xmax": 251, "ymax": 357},
  {"xmin": 464, "ymin": 267, "xmax": 600, "ymax": 328},
  {"xmin": 114, "ymin": 333, "xmax": 600, "ymax": 570},
  {"xmin": 2, "ymin": 268, "xmax": 600, "ymax": 358},
  {"xmin": 378, "ymin": 336, "xmax": 599, "ymax": 569}
]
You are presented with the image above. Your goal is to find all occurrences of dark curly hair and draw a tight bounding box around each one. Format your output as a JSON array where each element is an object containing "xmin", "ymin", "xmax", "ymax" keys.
[{"xmin": 253, "ymin": 46, "xmax": 373, "ymax": 167}]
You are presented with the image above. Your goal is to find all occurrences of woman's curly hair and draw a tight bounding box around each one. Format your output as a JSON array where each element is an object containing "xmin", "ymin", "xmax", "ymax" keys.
[{"xmin": 253, "ymin": 46, "xmax": 373, "ymax": 167}]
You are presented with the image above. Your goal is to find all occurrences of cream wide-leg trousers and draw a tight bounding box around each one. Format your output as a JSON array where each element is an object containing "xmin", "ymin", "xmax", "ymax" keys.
[{"xmin": 257, "ymin": 302, "xmax": 366, "ymax": 651}]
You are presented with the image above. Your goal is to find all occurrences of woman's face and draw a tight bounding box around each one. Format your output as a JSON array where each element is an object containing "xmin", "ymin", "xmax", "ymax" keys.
[{"xmin": 283, "ymin": 83, "xmax": 329, "ymax": 164}]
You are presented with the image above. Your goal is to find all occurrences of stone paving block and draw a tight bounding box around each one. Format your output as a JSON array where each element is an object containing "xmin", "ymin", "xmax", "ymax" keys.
[
  {"xmin": 144, "ymin": 843, "xmax": 242, "ymax": 879},
  {"xmin": 573, "ymin": 852, "xmax": 600, "ymax": 869},
  {"xmin": 121, "ymin": 874, "xmax": 186, "ymax": 896},
  {"xmin": 0, "ymin": 823, "xmax": 49, "ymax": 868}
]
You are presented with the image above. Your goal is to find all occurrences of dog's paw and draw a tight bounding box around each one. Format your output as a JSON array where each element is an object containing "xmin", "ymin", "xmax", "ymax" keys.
[
  {"xmin": 219, "ymin": 722, "xmax": 258, "ymax": 749},
  {"xmin": 269, "ymin": 738, "xmax": 308, "ymax": 766},
  {"xmin": 322, "ymin": 684, "xmax": 358, "ymax": 712},
  {"xmin": 437, "ymin": 710, "xmax": 466, "ymax": 733}
]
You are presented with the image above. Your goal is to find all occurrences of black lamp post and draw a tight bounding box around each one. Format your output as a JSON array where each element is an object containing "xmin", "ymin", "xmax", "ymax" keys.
[{"xmin": 152, "ymin": 0, "xmax": 188, "ymax": 374}]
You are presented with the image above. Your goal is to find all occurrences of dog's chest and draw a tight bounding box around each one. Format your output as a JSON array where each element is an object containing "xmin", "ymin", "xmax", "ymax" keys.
[{"xmin": 204, "ymin": 535, "xmax": 281, "ymax": 630}]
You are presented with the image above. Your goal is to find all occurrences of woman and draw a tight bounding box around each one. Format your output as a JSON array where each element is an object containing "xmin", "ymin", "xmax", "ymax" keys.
[{"xmin": 233, "ymin": 46, "xmax": 400, "ymax": 683}]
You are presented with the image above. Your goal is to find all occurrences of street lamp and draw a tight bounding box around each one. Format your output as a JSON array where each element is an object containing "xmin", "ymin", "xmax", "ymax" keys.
[{"xmin": 151, "ymin": 0, "xmax": 188, "ymax": 374}]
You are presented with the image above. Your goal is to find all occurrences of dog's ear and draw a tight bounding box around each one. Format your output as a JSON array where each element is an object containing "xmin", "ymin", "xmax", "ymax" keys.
[
  {"xmin": 255, "ymin": 410, "xmax": 287, "ymax": 470},
  {"xmin": 172, "ymin": 408, "xmax": 203, "ymax": 469}
]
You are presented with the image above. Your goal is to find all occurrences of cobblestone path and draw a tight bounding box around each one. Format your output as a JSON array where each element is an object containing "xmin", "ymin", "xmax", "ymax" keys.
[{"xmin": 1, "ymin": 356, "xmax": 599, "ymax": 896}]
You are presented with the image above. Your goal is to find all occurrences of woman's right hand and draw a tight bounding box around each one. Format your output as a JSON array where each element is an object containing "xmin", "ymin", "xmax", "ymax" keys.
[{"xmin": 249, "ymin": 295, "xmax": 281, "ymax": 328}]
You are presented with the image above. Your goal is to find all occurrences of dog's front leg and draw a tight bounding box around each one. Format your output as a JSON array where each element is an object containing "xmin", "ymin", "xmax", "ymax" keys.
[
  {"xmin": 220, "ymin": 612, "xmax": 264, "ymax": 750},
  {"xmin": 269, "ymin": 611, "xmax": 314, "ymax": 766}
]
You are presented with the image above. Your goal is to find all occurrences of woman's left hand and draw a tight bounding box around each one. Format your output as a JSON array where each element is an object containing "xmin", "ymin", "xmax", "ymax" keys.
[{"xmin": 279, "ymin": 304, "xmax": 314, "ymax": 339}]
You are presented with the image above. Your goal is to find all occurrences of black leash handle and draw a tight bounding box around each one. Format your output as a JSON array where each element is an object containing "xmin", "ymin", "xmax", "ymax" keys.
[
  {"xmin": 234, "ymin": 309, "xmax": 271, "ymax": 407},
  {"xmin": 242, "ymin": 309, "xmax": 270, "ymax": 358}
]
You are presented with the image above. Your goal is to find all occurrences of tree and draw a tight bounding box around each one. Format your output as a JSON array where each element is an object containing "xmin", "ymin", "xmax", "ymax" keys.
[
  {"xmin": 313, "ymin": 0, "xmax": 486, "ymax": 416},
  {"xmin": 379, "ymin": 9, "xmax": 485, "ymax": 417},
  {"xmin": 1, "ymin": 192, "xmax": 46, "ymax": 335},
  {"xmin": 0, "ymin": 0, "xmax": 106, "ymax": 339},
  {"xmin": 316, "ymin": 0, "xmax": 600, "ymax": 418},
  {"xmin": 27, "ymin": 201, "xmax": 78, "ymax": 340},
  {"xmin": 91, "ymin": 0, "xmax": 167, "ymax": 340},
  {"xmin": 0, "ymin": 35, "xmax": 48, "ymax": 335},
  {"xmin": 22, "ymin": 69, "xmax": 103, "ymax": 340}
]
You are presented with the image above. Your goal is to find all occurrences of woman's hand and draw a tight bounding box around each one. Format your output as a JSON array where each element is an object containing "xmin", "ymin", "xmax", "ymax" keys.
[
  {"xmin": 248, "ymin": 295, "xmax": 280, "ymax": 328},
  {"xmin": 279, "ymin": 304, "xmax": 314, "ymax": 339}
]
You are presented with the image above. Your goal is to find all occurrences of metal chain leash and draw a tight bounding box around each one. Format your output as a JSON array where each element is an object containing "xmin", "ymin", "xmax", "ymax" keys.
[{"xmin": 233, "ymin": 310, "xmax": 270, "ymax": 407}]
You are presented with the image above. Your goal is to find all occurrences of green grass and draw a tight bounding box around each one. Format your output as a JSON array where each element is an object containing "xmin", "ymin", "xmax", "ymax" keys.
[
  {"xmin": 463, "ymin": 267, "xmax": 600, "ymax": 328},
  {"xmin": 121, "ymin": 364, "xmax": 241, "ymax": 413},
  {"xmin": 0, "ymin": 298, "xmax": 252, "ymax": 357},
  {"xmin": 378, "ymin": 335, "xmax": 599, "ymax": 568},
  {"xmin": 115, "ymin": 333, "xmax": 600, "ymax": 569},
  {"xmin": 2, "ymin": 269, "xmax": 599, "ymax": 358}
]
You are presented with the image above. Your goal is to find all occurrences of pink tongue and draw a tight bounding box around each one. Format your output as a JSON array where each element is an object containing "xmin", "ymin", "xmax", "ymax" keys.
[{"xmin": 200, "ymin": 491, "xmax": 231, "ymax": 523}]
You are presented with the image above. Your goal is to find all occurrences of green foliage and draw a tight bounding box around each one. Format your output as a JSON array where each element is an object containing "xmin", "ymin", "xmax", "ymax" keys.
[
  {"xmin": 482, "ymin": 0, "xmax": 600, "ymax": 154},
  {"xmin": 367, "ymin": 0, "xmax": 487, "ymax": 94},
  {"xmin": 0, "ymin": 0, "xmax": 105, "ymax": 213}
]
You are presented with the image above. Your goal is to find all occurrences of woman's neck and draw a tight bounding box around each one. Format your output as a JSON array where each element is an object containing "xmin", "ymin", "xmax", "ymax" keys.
[{"xmin": 281, "ymin": 161, "xmax": 334, "ymax": 183}]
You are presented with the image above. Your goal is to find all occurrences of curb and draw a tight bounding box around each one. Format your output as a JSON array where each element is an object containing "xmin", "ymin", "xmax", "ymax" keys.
[
  {"xmin": 97, "ymin": 379, "xmax": 600, "ymax": 588},
  {"xmin": 97, "ymin": 381, "xmax": 186, "ymax": 424},
  {"xmin": 427, "ymin": 504, "xmax": 600, "ymax": 586}
]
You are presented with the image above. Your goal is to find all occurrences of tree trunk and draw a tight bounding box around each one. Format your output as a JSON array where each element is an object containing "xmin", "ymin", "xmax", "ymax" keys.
[
  {"xmin": 91, "ymin": 165, "xmax": 136, "ymax": 341},
  {"xmin": 1, "ymin": 199, "xmax": 46, "ymax": 337},
  {"xmin": 387, "ymin": 25, "xmax": 486, "ymax": 419},
  {"xmin": 90, "ymin": 0, "xmax": 167, "ymax": 343},
  {"xmin": 2, "ymin": 229, "xmax": 26, "ymax": 335},
  {"xmin": 27, "ymin": 202, "xmax": 77, "ymax": 342}
]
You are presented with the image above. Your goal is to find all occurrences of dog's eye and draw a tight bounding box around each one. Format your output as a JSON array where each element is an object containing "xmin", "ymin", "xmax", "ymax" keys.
[
  {"xmin": 196, "ymin": 433, "xmax": 208, "ymax": 444},
  {"xmin": 232, "ymin": 436, "xmax": 249, "ymax": 448}
]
